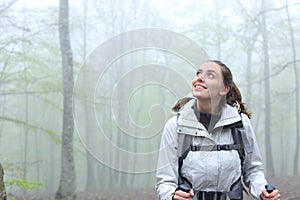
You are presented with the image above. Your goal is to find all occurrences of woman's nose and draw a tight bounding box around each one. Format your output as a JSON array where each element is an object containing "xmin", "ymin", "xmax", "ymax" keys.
[{"xmin": 196, "ymin": 73, "xmax": 205, "ymax": 82}]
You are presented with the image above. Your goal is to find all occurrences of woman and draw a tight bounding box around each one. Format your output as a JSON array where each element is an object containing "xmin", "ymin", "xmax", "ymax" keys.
[{"xmin": 156, "ymin": 60, "xmax": 280, "ymax": 200}]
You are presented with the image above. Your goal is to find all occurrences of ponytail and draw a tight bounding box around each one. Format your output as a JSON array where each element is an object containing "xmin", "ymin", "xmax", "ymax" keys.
[
  {"xmin": 209, "ymin": 60, "xmax": 252, "ymax": 119},
  {"xmin": 226, "ymin": 82, "xmax": 252, "ymax": 118}
]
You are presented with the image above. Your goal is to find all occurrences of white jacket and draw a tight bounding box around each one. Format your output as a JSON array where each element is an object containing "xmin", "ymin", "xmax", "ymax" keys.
[{"xmin": 156, "ymin": 98, "xmax": 267, "ymax": 200}]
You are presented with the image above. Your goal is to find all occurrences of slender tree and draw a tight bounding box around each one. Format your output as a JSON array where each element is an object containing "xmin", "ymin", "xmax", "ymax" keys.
[
  {"xmin": 81, "ymin": 0, "xmax": 98, "ymax": 192},
  {"xmin": 285, "ymin": 0, "xmax": 300, "ymax": 175},
  {"xmin": 55, "ymin": 0, "xmax": 76, "ymax": 199},
  {"xmin": 261, "ymin": 0, "xmax": 275, "ymax": 177},
  {"xmin": 0, "ymin": 164, "xmax": 6, "ymax": 200}
]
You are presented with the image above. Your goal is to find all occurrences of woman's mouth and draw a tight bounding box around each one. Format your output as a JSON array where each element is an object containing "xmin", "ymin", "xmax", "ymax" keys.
[{"xmin": 194, "ymin": 84, "xmax": 207, "ymax": 90}]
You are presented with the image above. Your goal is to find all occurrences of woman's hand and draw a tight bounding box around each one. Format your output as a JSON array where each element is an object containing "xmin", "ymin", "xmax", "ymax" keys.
[
  {"xmin": 172, "ymin": 189, "xmax": 194, "ymax": 200},
  {"xmin": 260, "ymin": 189, "xmax": 280, "ymax": 200}
]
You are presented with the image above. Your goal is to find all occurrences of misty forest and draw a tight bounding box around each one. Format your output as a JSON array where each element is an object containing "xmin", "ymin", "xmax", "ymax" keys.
[{"xmin": 0, "ymin": 0, "xmax": 300, "ymax": 199}]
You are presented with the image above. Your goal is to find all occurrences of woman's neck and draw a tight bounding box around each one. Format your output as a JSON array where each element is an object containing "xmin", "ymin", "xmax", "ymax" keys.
[{"xmin": 196, "ymin": 99, "xmax": 221, "ymax": 114}]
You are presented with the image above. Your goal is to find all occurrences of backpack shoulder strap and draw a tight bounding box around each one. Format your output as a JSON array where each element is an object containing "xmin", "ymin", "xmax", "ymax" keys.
[
  {"xmin": 228, "ymin": 121, "xmax": 246, "ymax": 168},
  {"xmin": 176, "ymin": 112, "xmax": 193, "ymax": 188},
  {"xmin": 229, "ymin": 120, "xmax": 250, "ymax": 196}
]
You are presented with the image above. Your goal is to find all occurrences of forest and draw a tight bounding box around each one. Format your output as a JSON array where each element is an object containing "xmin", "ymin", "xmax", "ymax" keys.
[{"xmin": 0, "ymin": 0, "xmax": 300, "ymax": 199}]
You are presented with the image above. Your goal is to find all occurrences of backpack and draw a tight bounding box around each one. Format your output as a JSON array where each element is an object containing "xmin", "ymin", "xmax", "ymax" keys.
[
  {"xmin": 173, "ymin": 97, "xmax": 248, "ymax": 199},
  {"xmin": 177, "ymin": 119, "xmax": 246, "ymax": 175}
]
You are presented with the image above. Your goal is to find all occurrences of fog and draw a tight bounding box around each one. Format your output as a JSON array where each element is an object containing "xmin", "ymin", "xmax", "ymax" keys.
[{"xmin": 0, "ymin": 0, "xmax": 299, "ymax": 199}]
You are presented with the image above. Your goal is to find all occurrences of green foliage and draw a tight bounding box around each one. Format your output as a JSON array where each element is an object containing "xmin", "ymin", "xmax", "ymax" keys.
[
  {"xmin": 5, "ymin": 179, "xmax": 44, "ymax": 191},
  {"xmin": 0, "ymin": 116, "xmax": 61, "ymax": 144}
]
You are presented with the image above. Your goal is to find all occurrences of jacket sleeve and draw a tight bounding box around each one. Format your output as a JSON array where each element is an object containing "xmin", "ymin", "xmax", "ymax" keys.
[
  {"xmin": 155, "ymin": 116, "xmax": 179, "ymax": 200},
  {"xmin": 241, "ymin": 114, "xmax": 268, "ymax": 199}
]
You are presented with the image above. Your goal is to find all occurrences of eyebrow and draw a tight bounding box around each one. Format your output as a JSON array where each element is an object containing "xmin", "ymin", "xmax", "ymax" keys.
[
  {"xmin": 207, "ymin": 70, "xmax": 217, "ymax": 74},
  {"xmin": 197, "ymin": 69, "xmax": 217, "ymax": 74}
]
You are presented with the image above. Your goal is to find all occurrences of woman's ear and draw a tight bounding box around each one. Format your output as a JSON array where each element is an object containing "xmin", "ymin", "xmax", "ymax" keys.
[{"xmin": 220, "ymin": 86, "xmax": 230, "ymax": 96}]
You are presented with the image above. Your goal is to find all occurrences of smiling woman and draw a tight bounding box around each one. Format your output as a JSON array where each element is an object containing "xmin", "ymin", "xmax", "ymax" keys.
[
  {"xmin": 192, "ymin": 62, "xmax": 228, "ymax": 114},
  {"xmin": 156, "ymin": 60, "xmax": 281, "ymax": 200},
  {"xmin": 0, "ymin": 0, "xmax": 298, "ymax": 198}
]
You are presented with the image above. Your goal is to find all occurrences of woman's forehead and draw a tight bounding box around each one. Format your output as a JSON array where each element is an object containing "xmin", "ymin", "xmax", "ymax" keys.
[{"xmin": 198, "ymin": 62, "xmax": 222, "ymax": 73}]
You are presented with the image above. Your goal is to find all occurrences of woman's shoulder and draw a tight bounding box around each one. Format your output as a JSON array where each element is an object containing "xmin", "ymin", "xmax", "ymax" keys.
[
  {"xmin": 240, "ymin": 113, "xmax": 252, "ymax": 126},
  {"xmin": 164, "ymin": 115, "xmax": 178, "ymax": 129}
]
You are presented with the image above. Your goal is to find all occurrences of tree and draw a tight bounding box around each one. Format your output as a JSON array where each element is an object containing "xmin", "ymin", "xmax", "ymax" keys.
[
  {"xmin": 261, "ymin": 0, "xmax": 275, "ymax": 177},
  {"xmin": 0, "ymin": 164, "xmax": 7, "ymax": 200},
  {"xmin": 80, "ymin": 0, "xmax": 98, "ymax": 192},
  {"xmin": 55, "ymin": 0, "xmax": 76, "ymax": 199},
  {"xmin": 285, "ymin": 0, "xmax": 300, "ymax": 175}
]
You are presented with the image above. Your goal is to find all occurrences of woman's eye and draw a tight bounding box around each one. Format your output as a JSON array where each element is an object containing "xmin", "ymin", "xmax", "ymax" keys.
[
  {"xmin": 207, "ymin": 73, "xmax": 215, "ymax": 79},
  {"xmin": 195, "ymin": 71, "xmax": 215, "ymax": 79}
]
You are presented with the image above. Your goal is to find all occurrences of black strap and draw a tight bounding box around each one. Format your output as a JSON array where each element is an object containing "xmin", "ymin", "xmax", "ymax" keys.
[
  {"xmin": 177, "ymin": 155, "xmax": 193, "ymax": 189},
  {"xmin": 179, "ymin": 143, "xmax": 241, "ymax": 162},
  {"xmin": 197, "ymin": 191, "xmax": 225, "ymax": 200},
  {"xmin": 231, "ymin": 127, "xmax": 245, "ymax": 167},
  {"xmin": 190, "ymin": 143, "xmax": 241, "ymax": 152}
]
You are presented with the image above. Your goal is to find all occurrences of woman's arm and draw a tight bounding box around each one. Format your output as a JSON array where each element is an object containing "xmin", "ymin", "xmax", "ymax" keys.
[
  {"xmin": 241, "ymin": 114, "xmax": 268, "ymax": 199},
  {"xmin": 156, "ymin": 116, "xmax": 179, "ymax": 200}
]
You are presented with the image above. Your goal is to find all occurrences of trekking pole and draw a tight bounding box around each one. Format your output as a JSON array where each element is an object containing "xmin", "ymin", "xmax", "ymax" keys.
[
  {"xmin": 265, "ymin": 185, "xmax": 275, "ymax": 193},
  {"xmin": 177, "ymin": 184, "xmax": 191, "ymax": 193},
  {"xmin": 177, "ymin": 184, "xmax": 198, "ymax": 200}
]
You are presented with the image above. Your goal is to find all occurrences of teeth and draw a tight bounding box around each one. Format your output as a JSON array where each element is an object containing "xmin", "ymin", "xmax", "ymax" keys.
[{"xmin": 196, "ymin": 85, "xmax": 204, "ymax": 89}]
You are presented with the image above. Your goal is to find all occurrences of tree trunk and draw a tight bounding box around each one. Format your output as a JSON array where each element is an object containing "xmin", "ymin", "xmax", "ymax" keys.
[
  {"xmin": 23, "ymin": 82, "xmax": 28, "ymax": 183},
  {"xmin": 214, "ymin": 0, "xmax": 222, "ymax": 60},
  {"xmin": 55, "ymin": 0, "xmax": 76, "ymax": 199},
  {"xmin": 0, "ymin": 164, "xmax": 6, "ymax": 200},
  {"xmin": 261, "ymin": 0, "xmax": 275, "ymax": 177},
  {"xmin": 82, "ymin": 0, "xmax": 97, "ymax": 192},
  {"xmin": 285, "ymin": 0, "xmax": 300, "ymax": 175}
]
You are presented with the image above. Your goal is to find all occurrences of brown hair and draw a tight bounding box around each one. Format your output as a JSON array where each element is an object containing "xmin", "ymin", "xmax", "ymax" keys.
[{"xmin": 210, "ymin": 60, "xmax": 252, "ymax": 118}]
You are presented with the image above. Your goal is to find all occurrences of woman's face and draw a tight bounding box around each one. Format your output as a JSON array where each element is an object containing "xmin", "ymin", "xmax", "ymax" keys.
[{"xmin": 192, "ymin": 62, "xmax": 229, "ymax": 103}]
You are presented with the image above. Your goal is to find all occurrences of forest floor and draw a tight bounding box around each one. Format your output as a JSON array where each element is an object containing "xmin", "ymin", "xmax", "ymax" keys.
[
  {"xmin": 11, "ymin": 176, "xmax": 300, "ymax": 200},
  {"xmin": 79, "ymin": 176, "xmax": 300, "ymax": 200}
]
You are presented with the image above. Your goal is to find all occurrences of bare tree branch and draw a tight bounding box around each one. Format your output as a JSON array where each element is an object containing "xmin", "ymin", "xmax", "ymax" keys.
[
  {"xmin": 0, "ymin": 0, "xmax": 18, "ymax": 15},
  {"xmin": 0, "ymin": 116, "xmax": 60, "ymax": 144},
  {"xmin": 253, "ymin": 59, "xmax": 300, "ymax": 84}
]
